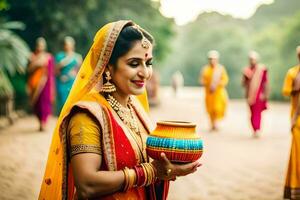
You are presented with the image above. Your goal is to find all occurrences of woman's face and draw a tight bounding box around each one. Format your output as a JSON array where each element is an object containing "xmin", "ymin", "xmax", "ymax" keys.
[
  {"xmin": 109, "ymin": 40, "xmax": 153, "ymax": 97},
  {"xmin": 209, "ymin": 58, "xmax": 218, "ymax": 66},
  {"xmin": 64, "ymin": 41, "xmax": 74, "ymax": 52},
  {"xmin": 36, "ymin": 41, "xmax": 46, "ymax": 52}
]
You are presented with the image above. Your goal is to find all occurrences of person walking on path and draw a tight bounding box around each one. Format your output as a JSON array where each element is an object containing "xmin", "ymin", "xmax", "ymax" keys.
[
  {"xmin": 55, "ymin": 36, "xmax": 82, "ymax": 114},
  {"xmin": 199, "ymin": 50, "xmax": 229, "ymax": 131},
  {"xmin": 27, "ymin": 37, "xmax": 55, "ymax": 131},
  {"xmin": 242, "ymin": 51, "xmax": 269, "ymax": 137}
]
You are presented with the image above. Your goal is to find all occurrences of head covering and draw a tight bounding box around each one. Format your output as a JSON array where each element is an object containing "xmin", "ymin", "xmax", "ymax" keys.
[
  {"xmin": 207, "ymin": 50, "xmax": 219, "ymax": 59},
  {"xmin": 38, "ymin": 20, "xmax": 150, "ymax": 200},
  {"xmin": 248, "ymin": 50, "xmax": 259, "ymax": 60}
]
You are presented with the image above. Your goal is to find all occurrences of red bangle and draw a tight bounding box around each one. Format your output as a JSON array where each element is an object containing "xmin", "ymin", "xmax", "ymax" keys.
[{"xmin": 134, "ymin": 165, "xmax": 146, "ymax": 187}]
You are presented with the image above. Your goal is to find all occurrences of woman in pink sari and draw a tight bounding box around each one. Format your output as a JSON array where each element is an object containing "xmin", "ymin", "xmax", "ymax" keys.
[
  {"xmin": 27, "ymin": 37, "xmax": 55, "ymax": 131},
  {"xmin": 242, "ymin": 51, "xmax": 269, "ymax": 137}
]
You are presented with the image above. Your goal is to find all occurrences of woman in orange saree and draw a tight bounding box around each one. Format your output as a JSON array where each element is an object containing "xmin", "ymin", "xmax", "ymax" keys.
[
  {"xmin": 27, "ymin": 37, "xmax": 55, "ymax": 131},
  {"xmin": 38, "ymin": 20, "xmax": 201, "ymax": 200},
  {"xmin": 242, "ymin": 51, "xmax": 268, "ymax": 137}
]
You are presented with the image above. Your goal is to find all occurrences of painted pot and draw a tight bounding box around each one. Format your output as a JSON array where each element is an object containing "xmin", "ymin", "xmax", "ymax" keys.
[{"xmin": 146, "ymin": 120, "xmax": 203, "ymax": 163}]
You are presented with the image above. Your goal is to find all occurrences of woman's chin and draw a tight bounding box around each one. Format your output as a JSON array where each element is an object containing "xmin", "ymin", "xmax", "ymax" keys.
[{"xmin": 130, "ymin": 88, "xmax": 145, "ymax": 96}]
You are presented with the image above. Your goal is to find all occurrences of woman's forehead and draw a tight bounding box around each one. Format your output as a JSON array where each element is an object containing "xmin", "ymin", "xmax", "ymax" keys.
[{"xmin": 123, "ymin": 41, "xmax": 153, "ymax": 59}]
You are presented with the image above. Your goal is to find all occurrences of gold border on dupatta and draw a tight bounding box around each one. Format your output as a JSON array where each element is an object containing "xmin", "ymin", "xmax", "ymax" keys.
[
  {"xmin": 247, "ymin": 65, "xmax": 265, "ymax": 105},
  {"xmin": 59, "ymin": 20, "xmax": 133, "ymax": 200}
]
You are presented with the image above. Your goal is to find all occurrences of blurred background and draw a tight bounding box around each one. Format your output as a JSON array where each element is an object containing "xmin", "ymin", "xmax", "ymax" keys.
[{"xmin": 0, "ymin": 0, "xmax": 299, "ymax": 199}]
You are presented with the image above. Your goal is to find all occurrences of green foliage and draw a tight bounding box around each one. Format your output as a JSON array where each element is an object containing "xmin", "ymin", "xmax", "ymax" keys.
[
  {"xmin": 0, "ymin": 68, "xmax": 14, "ymax": 99},
  {"xmin": 0, "ymin": 0, "xmax": 9, "ymax": 11},
  {"xmin": 0, "ymin": 21, "xmax": 30, "ymax": 75},
  {"xmin": 0, "ymin": 20, "xmax": 30, "ymax": 100},
  {"xmin": 249, "ymin": 0, "xmax": 300, "ymax": 30},
  {"xmin": 4, "ymin": 0, "xmax": 174, "ymax": 62},
  {"xmin": 251, "ymin": 10, "xmax": 300, "ymax": 100}
]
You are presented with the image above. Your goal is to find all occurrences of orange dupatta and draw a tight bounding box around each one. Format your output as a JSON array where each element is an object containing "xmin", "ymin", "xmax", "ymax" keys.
[{"xmin": 27, "ymin": 53, "xmax": 52, "ymax": 105}]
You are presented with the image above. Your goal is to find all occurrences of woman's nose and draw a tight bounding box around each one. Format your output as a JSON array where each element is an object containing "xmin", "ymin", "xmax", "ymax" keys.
[{"xmin": 138, "ymin": 64, "xmax": 149, "ymax": 78}]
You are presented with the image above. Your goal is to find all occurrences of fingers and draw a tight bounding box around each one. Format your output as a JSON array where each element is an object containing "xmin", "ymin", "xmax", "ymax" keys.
[
  {"xmin": 182, "ymin": 161, "xmax": 201, "ymax": 171},
  {"xmin": 160, "ymin": 152, "xmax": 171, "ymax": 165},
  {"xmin": 175, "ymin": 161, "xmax": 202, "ymax": 176}
]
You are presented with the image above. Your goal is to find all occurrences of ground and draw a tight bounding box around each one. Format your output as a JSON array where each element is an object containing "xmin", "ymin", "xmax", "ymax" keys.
[{"xmin": 0, "ymin": 87, "xmax": 291, "ymax": 200}]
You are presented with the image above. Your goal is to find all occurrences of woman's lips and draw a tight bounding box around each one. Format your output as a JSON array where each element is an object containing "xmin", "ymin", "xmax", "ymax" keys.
[{"xmin": 132, "ymin": 80, "xmax": 145, "ymax": 87}]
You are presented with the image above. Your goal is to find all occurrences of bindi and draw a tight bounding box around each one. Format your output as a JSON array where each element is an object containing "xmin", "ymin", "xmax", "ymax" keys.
[{"xmin": 145, "ymin": 53, "xmax": 148, "ymax": 59}]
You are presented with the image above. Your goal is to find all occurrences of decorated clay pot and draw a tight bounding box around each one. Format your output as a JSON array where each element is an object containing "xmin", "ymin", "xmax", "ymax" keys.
[{"xmin": 146, "ymin": 120, "xmax": 203, "ymax": 163}]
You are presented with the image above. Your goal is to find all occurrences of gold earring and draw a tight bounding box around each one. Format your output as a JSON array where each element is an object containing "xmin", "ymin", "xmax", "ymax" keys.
[{"xmin": 101, "ymin": 71, "xmax": 116, "ymax": 93}]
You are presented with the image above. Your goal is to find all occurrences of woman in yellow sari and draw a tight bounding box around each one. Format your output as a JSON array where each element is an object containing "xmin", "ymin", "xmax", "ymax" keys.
[
  {"xmin": 282, "ymin": 46, "xmax": 300, "ymax": 200},
  {"xmin": 39, "ymin": 20, "xmax": 201, "ymax": 200},
  {"xmin": 199, "ymin": 50, "xmax": 229, "ymax": 131}
]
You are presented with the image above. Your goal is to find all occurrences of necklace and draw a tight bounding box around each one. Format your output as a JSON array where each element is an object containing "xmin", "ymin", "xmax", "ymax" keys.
[
  {"xmin": 106, "ymin": 94, "xmax": 146, "ymax": 161},
  {"xmin": 107, "ymin": 94, "xmax": 140, "ymax": 135}
]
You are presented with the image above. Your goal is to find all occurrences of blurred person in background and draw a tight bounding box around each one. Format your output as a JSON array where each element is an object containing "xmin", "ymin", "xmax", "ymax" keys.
[
  {"xmin": 199, "ymin": 50, "xmax": 229, "ymax": 131},
  {"xmin": 27, "ymin": 37, "xmax": 55, "ymax": 131},
  {"xmin": 282, "ymin": 45, "xmax": 300, "ymax": 200},
  {"xmin": 146, "ymin": 69, "xmax": 160, "ymax": 106},
  {"xmin": 55, "ymin": 36, "xmax": 82, "ymax": 114},
  {"xmin": 242, "ymin": 51, "xmax": 269, "ymax": 138},
  {"xmin": 171, "ymin": 70, "xmax": 184, "ymax": 97}
]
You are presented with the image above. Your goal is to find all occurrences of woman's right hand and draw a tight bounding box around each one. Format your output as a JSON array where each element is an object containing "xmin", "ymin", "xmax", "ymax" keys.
[{"xmin": 151, "ymin": 153, "xmax": 202, "ymax": 180}]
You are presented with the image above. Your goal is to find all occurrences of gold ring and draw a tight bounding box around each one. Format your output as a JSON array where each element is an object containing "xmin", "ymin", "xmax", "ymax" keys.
[{"xmin": 166, "ymin": 168, "xmax": 172, "ymax": 176}]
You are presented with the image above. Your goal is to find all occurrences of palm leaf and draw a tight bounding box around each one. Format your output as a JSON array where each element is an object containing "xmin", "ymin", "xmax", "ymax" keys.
[
  {"xmin": 0, "ymin": 26, "xmax": 30, "ymax": 75},
  {"xmin": 0, "ymin": 21, "xmax": 25, "ymax": 31}
]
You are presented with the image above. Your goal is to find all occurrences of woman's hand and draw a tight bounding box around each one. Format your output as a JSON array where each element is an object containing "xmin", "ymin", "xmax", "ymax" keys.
[{"xmin": 151, "ymin": 153, "xmax": 202, "ymax": 181}]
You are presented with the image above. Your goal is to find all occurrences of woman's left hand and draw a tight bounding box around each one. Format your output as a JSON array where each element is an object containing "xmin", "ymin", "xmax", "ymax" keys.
[{"xmin": 151, "ymin": 152, "xmax": 202, "ymax": 180}]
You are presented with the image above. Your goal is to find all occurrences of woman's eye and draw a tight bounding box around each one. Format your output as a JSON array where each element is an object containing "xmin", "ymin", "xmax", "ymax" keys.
[
  {"xmin": 129, "ymin": 62, "xmax": 139, "ymax": 67},
  {"xmin": 146, "ymin": 61, "xmax": 153, "ymax": 67}
]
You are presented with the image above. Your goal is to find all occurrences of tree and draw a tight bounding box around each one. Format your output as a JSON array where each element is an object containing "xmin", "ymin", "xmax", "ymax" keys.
[
  {"xmin": 0, "ymin": 20, "xmax": 30, "ymax": 119},
  {"xmin": 3, "ymin": 0, "xmax": 174, "ymax": 62}
]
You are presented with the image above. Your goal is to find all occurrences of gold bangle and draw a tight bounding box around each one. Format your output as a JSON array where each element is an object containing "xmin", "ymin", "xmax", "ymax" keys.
[
  {"xmin": 140, "ymin": 164, "xmax": 148, "ymax": 187},
  {"xmin": 122, "ymin": 167, "xmax": 130, "ymax": 192},
  {"xmin": 128, "ymin": 169, "xmax": 137, "ymax": 189},
  {"xmin": 143, "ymin": 163, "xmax": 155, "ymax": 186}
]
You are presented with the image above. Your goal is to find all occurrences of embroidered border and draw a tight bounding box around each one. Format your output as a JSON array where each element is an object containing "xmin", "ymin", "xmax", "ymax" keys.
[
  {"xmin": 284, "ymin": 186, "xmax": 300, "ymax": 199},
  {"xmin": 59, "ymin": 20, "xmax": 133, "ymax": 200},
  {"xmin": 74, "ymin": 100, "xmax": 117, "ymax": 171},
  {"xmin": 70, "ymin": 144, "xmax": 101, "ymax": 157}
]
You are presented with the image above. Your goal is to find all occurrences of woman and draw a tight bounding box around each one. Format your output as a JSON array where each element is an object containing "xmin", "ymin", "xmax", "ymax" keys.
[
  {"xmin": 27, "ymin": 37, "xmax": 55, "ymax": 131},
  {"xmin": 282, "ymin": 46, "xmax": 300, "ymax": 200},
  {"xmin": 39, "ymin": 20, "xmax": 201, "ymax": 200},
  {"xmin": 55, "ymin": 36, "xmax": 82, "ymax": 113}
]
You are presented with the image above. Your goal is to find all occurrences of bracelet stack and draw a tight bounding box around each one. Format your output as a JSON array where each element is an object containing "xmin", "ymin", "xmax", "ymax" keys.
[
  {"xmin": 122, "ymin": 163, "xmax": 157, "ymax": 192},
  {"xmin": 122, "ymin": 167, "xmax": 136, "ymax": 192}
]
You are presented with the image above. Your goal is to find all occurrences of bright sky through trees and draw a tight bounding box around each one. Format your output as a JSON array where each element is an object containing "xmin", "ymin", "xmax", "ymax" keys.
[{"xmin": 159, "ymin": 0, "xmax": 274, "ymax": 25}]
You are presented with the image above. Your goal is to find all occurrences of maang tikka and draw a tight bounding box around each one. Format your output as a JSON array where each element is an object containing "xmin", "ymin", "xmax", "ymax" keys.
[
  {"xmin": 133, "ymin": 25, "xmax": 151, "ymax": 49},
  {"xmin": 101, "ymin": 71, "xmax": 116, "ymax": 93}
]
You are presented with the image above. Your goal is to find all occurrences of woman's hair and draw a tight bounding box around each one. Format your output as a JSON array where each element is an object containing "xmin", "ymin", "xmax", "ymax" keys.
[{"xmin": 108, "ymin": 25, "xmax": 154, "ymax": 68}]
